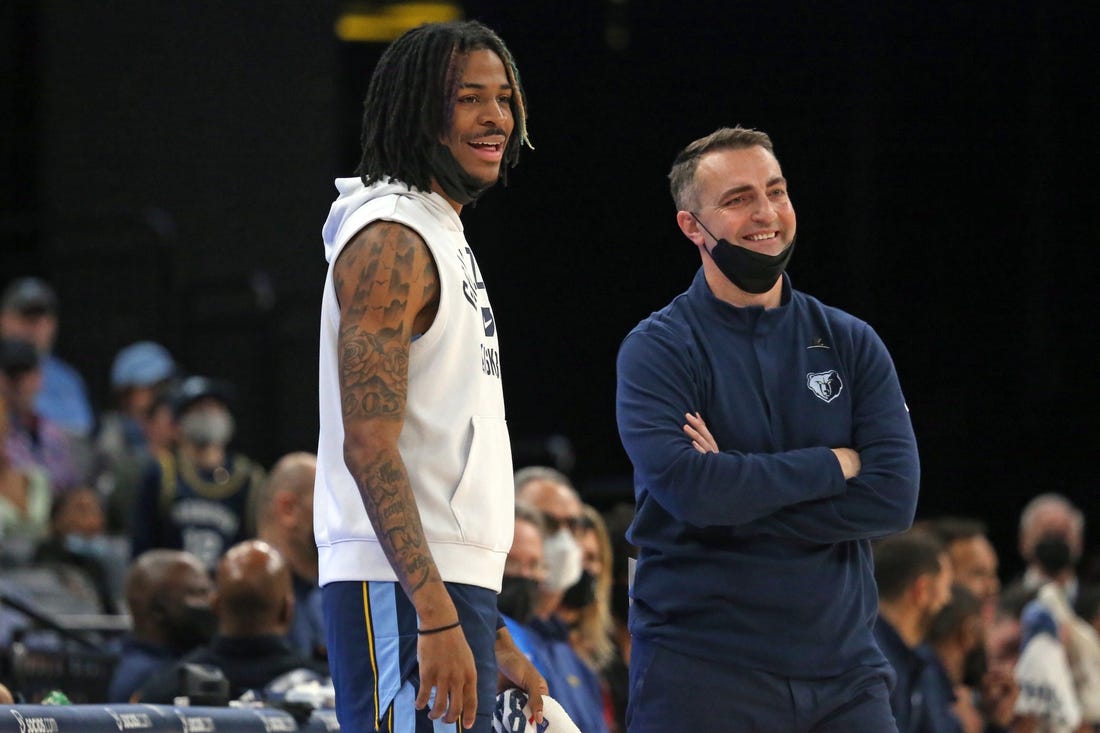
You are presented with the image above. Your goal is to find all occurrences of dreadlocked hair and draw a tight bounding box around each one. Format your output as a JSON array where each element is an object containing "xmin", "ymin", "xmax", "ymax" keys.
[{"xmin": 356, "ymin": 20, "xmax": 531, "ymax": 192}]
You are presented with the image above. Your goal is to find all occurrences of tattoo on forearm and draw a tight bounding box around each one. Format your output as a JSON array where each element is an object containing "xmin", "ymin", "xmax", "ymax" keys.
[{"xmin": 352, "ymin": 452, "xmax": 439, "ymax": 595}]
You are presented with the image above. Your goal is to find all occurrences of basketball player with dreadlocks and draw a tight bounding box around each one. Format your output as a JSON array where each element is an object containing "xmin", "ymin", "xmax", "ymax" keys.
[{"xmin": 315, "ymin": 21, "xmax": 546, "ymax": 732}]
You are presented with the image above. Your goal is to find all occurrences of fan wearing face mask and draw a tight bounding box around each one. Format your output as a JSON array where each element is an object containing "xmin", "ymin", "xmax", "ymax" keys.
[
  {"xmin": 107, "ymin": 548, "xmax": 215, "ymax": 702},
  {"xmin": 129, "ymin": 376, "xmax": 265, "ymax": 571},
  {"xmin": 503, "ymin": 467, "xmax": 611, "ymax": 733}
]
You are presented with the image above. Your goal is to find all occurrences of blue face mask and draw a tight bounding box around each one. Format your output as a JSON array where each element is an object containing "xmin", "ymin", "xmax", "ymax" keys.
[
  {"xmin": 63, "ymin": 533, "xmax": 110, "ymax": 560},
  {"xmin": 691, "ymin": 213, "xmax": 795, "ymax": 294}
]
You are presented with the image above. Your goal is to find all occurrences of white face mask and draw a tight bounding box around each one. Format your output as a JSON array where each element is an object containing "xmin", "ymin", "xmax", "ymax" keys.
[
  {"xmin": 542, "ymin": 528, "xmax": 583, "ymax": 592},
  {"xmin": 179, "ymin": 409, "xmax": 235, "ymax": 447}
]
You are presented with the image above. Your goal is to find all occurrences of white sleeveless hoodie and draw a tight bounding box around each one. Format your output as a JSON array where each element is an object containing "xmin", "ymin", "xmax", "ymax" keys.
[{"xmin": 315, "ymin": 178, "xmax": 514, "ymax": 592}]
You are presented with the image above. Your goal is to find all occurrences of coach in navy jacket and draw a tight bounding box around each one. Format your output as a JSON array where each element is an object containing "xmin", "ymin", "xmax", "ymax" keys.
[{"xmin": 616, "ymin": 126, "xmax": 920, "ymax": 733}]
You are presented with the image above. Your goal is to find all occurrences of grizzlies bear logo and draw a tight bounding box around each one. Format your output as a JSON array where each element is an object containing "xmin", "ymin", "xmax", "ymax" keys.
[{"xmin": 806, "ymin": 370, "xmax": 843, "ymax": 403}]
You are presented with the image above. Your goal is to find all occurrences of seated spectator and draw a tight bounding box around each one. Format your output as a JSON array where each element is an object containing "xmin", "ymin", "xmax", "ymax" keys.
[
  {"xmin": 107, "ymin": 549, "xmax": 215, "ymax": 702},
  {"xmin": 924, "ymin": 583, "xmax": 1020, "ymax": 733},
  {"xmin": 1010, "ymin": 493, "xmax": 1085, "ymax": 602},
  {"xmin": 559, "ymin": 505, "xmax": 614, "ymax": 670},
  {"xmin": 0, "ymin": 338, "xmax": 81, "ymax": 492},
  {"xmin": 254, "ymin": 451, "xmax": 325, "ymax": 662},
  {"xmin": 558, "ymin": 504, "xmax": 620, "ymax": 732},
  {"xmin": 95, "ymin": 341, "xmax": 178, "ymax": 535},
  {"xmin": 143, "ymin": 385, "xmax": 178, "ymax": 459},
  {"xmin": 601, "ymin": 502, "xmax": 634, "ymax": 733},
  {"xmin": 134, "ymin": 539, "xmax": 327, "ymax": 703},
  {"xmin": 873, "ymin": 530, "xmax": 953, "ymax": 733},
  {"xmin": 0, "ymin": 390, "xmax": 52, "ymax": 548},
  {"xmin": 513, "ymin": 467, "xmax": 611, "ymax": 733},
  {"xmin": 1021, "ymin": 579, "xmax": 1100, "ymax": 728},
  {"xmin": 921, "ymin": 517, "xmax": 1001, "ymax": 624},
  {"xmin": 1014, "ymin": 591, "xmax": 1085, "ymax": 731},
  {"xmin": 130, "ymin": 376, "xmax": 264, "ymax": 570},
  {"xmin": 32, "ymin": 485, "xmax": 118, "ymax": 614},
  {"xmin": 107, "ymin": 387, "xmax": 179, "ymax": 538},
  {"xmin": 0, "ymin": 277, "xmax": 94, "ymax": 438},
  {"xmin": 499, "ymin": 501, "xmax": 547, "ymax": 634}
]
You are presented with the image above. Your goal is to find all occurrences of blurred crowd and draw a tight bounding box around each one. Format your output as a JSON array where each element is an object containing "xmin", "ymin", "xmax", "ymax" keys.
[
  {"xmin": 0, "ymin": 276, "xmax": 325, "ymax": 706},
  {"xmin": 2, "ymin": 275, "xmax": 1100, "ymax": 733}
]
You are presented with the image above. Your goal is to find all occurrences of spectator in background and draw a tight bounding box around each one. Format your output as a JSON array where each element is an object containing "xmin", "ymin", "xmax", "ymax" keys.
[
  {"xmin": 922, "ymin": 583, "xmax": 981, "ymax": 733},
  {"xmin": 873, "ymin": 530, "xmax": 954, "ymax": 733},
  {"xmin": 602, "ymin": 502, "xmax": 635, "ymax": 733},
  {"xmin": 557, "ymin": 504, "xmax": 621, "ymax": 733},
  {"xmin": 1013, "ymin": 587, "xmax": 1098, "ymax": 731},
  {"xmin": 0, "ymin": 277, "xmax": 94, "ymax": 438},
  {"xmin": 560, "ymin": 505, "xmax": 615, "ymax": 668},
  {"xmin": 254, "ymin": 451, "xmax": 325, "ymax": 662},
  {"xmin": 1012, "ymin": 493, "xmax": 1085, "ymax": 601},
  {"xmin": 139, "ymin": 385, "xmax": 178, "ymax": 461},
  {"xmin": 1018, "ymin": 557, "xmax": 1100, "ymax": 729},
  {"xmin": 130, "ymin": 376, "xmax": 264, "ymax": 570},
  {"xmin": 107, "ymin": 549, "xmax": 215, "ymax": 702},
  {"xmin": 925, "ymin": 584, "xmax": 1021, "ymax": 733},
  {"xmin": 514, "ymin": 467, "xmax": 610, "ymax": 733},
  {"xmin": 0, "ymin": 390, "xmax": 52, "ymax": 546},
  {"xmin": 95, "ymin": 341, "xmax": 178, "ymax": 534},
  {"xmin": 135, "ymin": 539, "xmax": 328, "ymax": 703},
  {"xmin": 922, "ymin": 517, "xmax": 1002, "ymax": 622},
  {"xmin": 498, "ymin": 502, "xmax": 547, "ymax": 648},
  {"xmin": 988, "ymin": 584, "xmax": 1036, "ymax": 673},
  {"xmin": 32, "ymin": 485, "xmax": 118, "ymax": 614},
  {"xmin": 0, "ymin": 338, "xmax": 82, "ymax": 492}
]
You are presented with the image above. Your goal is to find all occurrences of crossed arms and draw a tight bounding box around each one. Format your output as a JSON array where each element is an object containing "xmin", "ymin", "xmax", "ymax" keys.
[{"xmin": 615, "ymin": 323, "xmax": 919, "ymax": 544}]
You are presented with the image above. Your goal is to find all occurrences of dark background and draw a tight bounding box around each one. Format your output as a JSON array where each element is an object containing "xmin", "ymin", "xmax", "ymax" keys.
[{"xmin": 3, "ymin": 1, "xmax": 1098, "ymax": 581}]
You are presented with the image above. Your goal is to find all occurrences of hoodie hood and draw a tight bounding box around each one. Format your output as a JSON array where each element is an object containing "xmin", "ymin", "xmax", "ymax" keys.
[{"xmin": 321, "ymin": 178, "xmax": 462, "ymax": 263}]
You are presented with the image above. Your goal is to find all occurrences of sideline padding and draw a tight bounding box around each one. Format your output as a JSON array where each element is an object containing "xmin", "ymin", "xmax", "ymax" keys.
[{"xmin": 0, "ymin": 704, "xmax": 339, "ymax": 732}]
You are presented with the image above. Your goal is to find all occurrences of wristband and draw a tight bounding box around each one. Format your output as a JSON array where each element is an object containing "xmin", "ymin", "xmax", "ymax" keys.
[{"xmin": 417, "ymin": 620, "xmax": 461, "ymax": 635}]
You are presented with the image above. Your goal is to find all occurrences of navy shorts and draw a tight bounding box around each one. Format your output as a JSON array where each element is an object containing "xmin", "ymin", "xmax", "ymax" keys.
[
  {"xmin": 323, "ymin": 581, "xmax": 499, "ymax": 733},
  {"xmin": 627, "ymin": 636, "xmax": 898, "ymax": 733}
]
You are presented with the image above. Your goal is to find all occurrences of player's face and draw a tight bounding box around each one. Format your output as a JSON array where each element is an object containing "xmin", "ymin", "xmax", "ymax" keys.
[
  {"xmin": 691, "ymin": 146, "xmax": 796, "ymax": 256},
  {"xmin": 440, "ymin": 49, "xmax": 513, "ymax": 186}
]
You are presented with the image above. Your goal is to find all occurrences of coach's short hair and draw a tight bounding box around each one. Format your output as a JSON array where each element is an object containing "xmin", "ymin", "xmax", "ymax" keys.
[{"xmin": 668, "ymin": 126, "xmax": 775, "ymax": 211}]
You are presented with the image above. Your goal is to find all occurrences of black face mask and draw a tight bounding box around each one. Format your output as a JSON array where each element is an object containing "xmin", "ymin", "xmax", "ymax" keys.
[
  {"xmin": 561, "ymin": 570, "xmax": 597, "ymax": 610},
  {"xmin": 691, "ymin": 213, "xmax": 794, "ymax": 294},
  {"xmin": 1034, "ymin": 533, "xmax": 1074, "ymax": 575},
  {"xmin": 497, "ymin": 575, "xmax": 538, "ymax": 624},
  {"xmin": 430, "ymin": 143, "xmax": 494, "ymax": 206},
  {"xmin": 160, "ymin": 602, "xmax": 217, "ymax": 652}
]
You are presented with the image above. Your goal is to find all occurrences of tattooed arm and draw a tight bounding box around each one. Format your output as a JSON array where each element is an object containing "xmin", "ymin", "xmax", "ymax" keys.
[{"xmin": 334, "ymin": 220, "xmax": 477, "ymax": 727}]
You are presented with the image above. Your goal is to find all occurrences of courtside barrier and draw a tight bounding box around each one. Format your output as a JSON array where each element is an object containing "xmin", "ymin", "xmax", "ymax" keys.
[{"xmin": 0, "ymin": 704, "xmax": 339, "ymax": 732}]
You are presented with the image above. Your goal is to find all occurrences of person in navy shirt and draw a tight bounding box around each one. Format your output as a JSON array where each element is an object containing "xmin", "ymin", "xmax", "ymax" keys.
[{"xmin": 616, "ymin": 126, "xmax": 920, "ymax": 732}]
